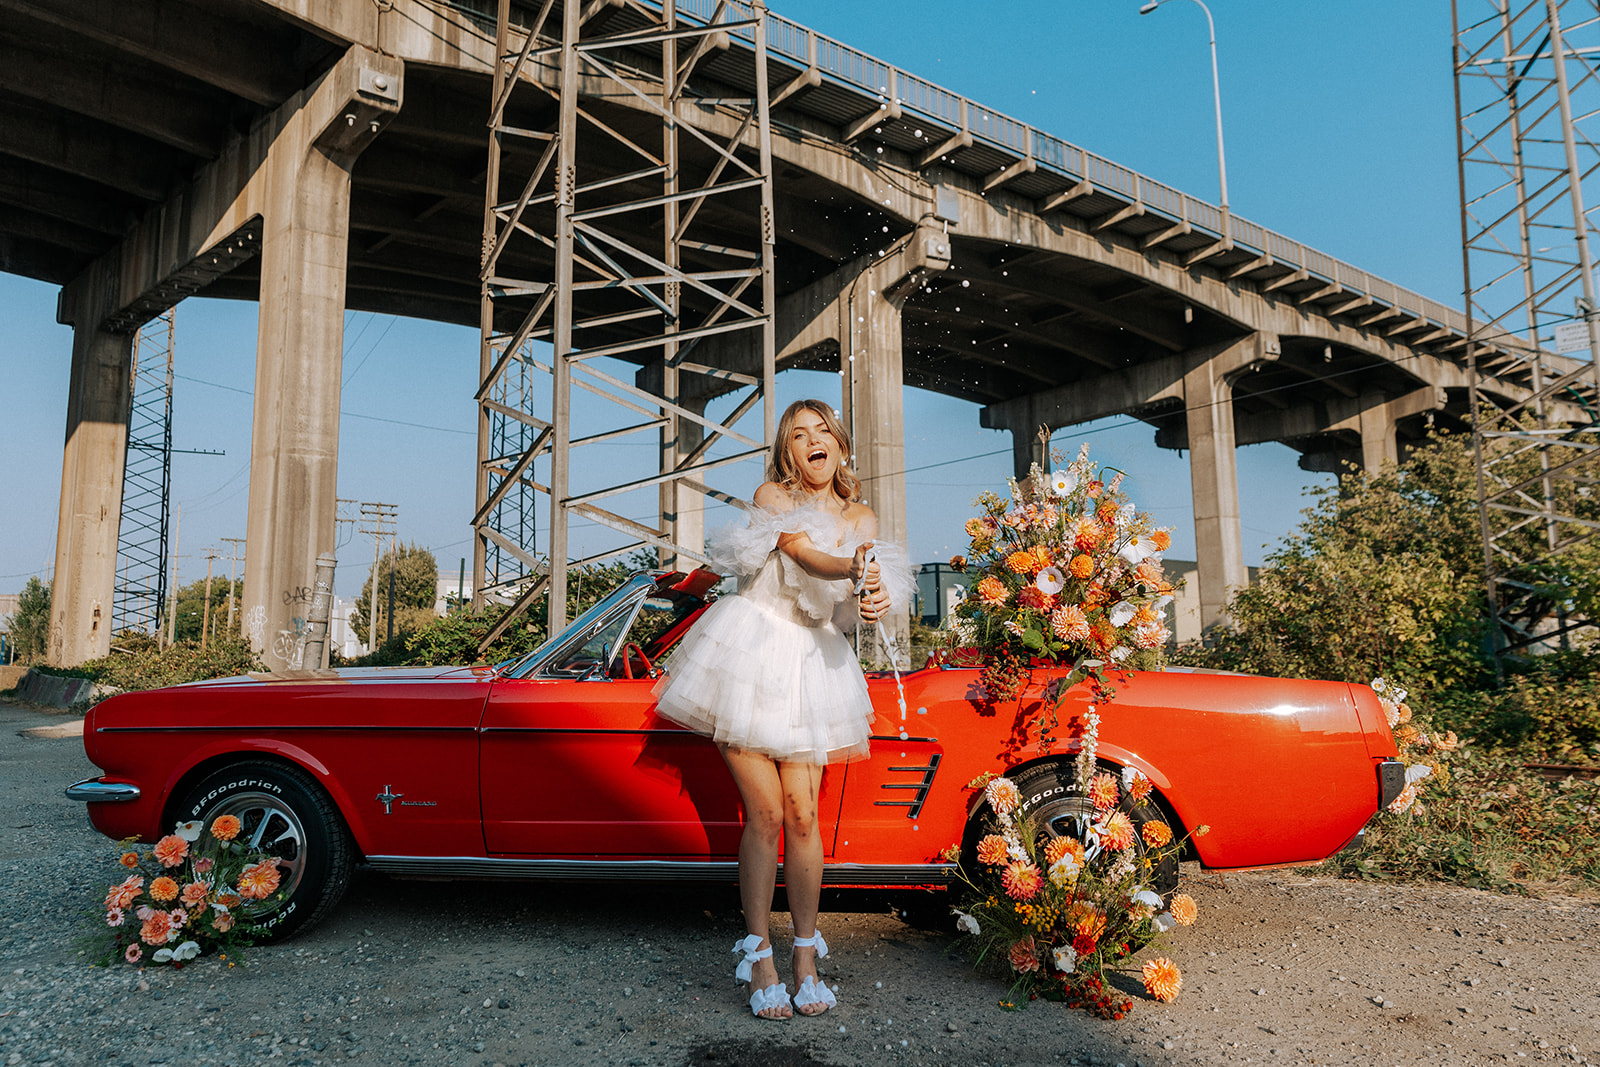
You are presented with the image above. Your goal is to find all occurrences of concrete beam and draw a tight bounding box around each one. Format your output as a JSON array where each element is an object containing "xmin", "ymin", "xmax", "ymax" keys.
[
  {"xmin": 0, "ymin": 0, "xmax": 306, "ymax": 107},
  {"xmin": 1156, "ymin": 385, "xmax": 1448, "ymax": 459},
  {"xmin": 0, "ymin": 92, "xmax": 185, "ymax": 203}
]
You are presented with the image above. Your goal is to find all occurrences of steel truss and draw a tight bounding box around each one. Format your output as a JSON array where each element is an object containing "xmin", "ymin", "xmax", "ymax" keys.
[
  {"xmin": 113, "ymin": 310, "xmax": 175, "ymax": 637},
  {"xmin": 476, "ymin": 0, "xmax": 777, "ymax": 644},
  {"xmin": 1455, "ymin": 0, "xmax": 1600, "ymax": 659}
]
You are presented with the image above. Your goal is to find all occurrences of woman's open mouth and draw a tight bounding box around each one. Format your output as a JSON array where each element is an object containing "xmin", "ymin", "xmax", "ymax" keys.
[{"xmin": 808, "ymin": 448, "xmax": 828, "ymax": 464}]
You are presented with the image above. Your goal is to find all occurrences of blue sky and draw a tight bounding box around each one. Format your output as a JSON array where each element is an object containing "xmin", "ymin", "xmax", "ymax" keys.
[{"xmin": 0, "ymin": 0, "xmax": 1460, "ymax": 600}]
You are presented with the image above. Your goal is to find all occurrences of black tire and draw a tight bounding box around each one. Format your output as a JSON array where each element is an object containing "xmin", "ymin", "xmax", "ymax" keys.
[
  {"xmin": 961, "ymin": 760, "xmax": 1179, "ymax": 901},
  {"xmin": 176, "ymin": 760, "xmax": 355, "ymax": 942}
]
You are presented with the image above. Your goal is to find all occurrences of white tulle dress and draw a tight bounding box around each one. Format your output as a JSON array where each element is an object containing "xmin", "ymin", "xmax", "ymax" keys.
[{"xmin": 654, "ymin": 495, "xmax": 914, "ymax": 765}]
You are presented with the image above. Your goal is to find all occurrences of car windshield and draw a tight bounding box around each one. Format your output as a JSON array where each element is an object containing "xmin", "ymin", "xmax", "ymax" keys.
[{"xmin": 497, "ymin": 572, "xmax": 710, "ymax": 680}]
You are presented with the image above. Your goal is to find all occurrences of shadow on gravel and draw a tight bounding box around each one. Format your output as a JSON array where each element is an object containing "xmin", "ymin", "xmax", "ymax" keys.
[{"xmin": 685, "ymin": 1039, "xmax": 836, "ymax": 1066}]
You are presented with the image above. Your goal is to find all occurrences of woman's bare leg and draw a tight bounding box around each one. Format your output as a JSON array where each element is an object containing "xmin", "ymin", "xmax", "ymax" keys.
[
  {"xmin": 720, "ymin": 745, "xmax": 792, "ymax": 1019},
  {"xmin": 778, "ymin": 761, "xmax": 828, "ymax": 1014}
]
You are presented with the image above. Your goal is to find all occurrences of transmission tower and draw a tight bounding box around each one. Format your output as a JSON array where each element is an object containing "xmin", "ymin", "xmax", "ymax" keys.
[
  {"xmin": 1454, "ymin": 0, "xmax": 1600, "ymax": 661},
  {"xmin": 113, "ymin": 309, "xmax": 175, "ymax": 637},
  {"xmin": 475, "ymin": 0, "xmax": 778, "ymax": 649}
]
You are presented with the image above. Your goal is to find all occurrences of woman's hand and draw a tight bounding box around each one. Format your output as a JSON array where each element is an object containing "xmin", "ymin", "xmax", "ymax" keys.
[
  {"xmin": 858, "ymin": 588, "xmax": 890, "ymax": 622},
  {"xmin": 848, "ymin": 544, "xmax": 880, "ymax": 590}
]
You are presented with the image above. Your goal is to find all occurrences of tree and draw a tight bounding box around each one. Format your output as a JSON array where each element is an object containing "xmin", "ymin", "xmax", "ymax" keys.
[
  {"xmin": 6, "ymin": 576, "xmax": 51, "ymax": 663},
  {"xmin": 168, "ymin": 577, "xmax": 243, "ymax": 645},
  {"xmin": 1185, "ymin": 431, "xmax": 1492, "ymax": 692},
  {"xmin": 353, "ymin": 543, "xmax": 439, "ymax": 646}
]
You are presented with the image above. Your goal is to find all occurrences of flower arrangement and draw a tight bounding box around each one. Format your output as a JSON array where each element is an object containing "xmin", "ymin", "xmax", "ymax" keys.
[
  {"xmin": 1372, "ymin": 677, "xmax": 1459, "ymax": 815},
  {"xmin": 95, "ymin": 816, "xmax": 284, "ymax": 967},
  {"xmin": 948, "ymin": 442, "xmax": 1176, "ymax": 708},
  {"xmin": 948, "ymin": 762, "xmax": 1204, "ymax": 1017}
]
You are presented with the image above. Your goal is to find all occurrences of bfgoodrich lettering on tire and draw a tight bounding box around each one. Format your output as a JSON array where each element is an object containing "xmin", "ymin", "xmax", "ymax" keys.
[{"xmin": 178, "ymin": 760, "xmax": 354, "ymax": 942}]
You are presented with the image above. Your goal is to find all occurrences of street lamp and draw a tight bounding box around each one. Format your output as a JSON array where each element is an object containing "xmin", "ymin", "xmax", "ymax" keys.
[{"xmin": 1139, "ymin": 0, "xmax": 1230, "ymax": 234}]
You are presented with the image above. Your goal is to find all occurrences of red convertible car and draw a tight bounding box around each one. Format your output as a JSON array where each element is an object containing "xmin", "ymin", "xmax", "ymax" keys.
[{"xmin": 69, "ymin": 569, "xmax": 1405, "ymax": 940}]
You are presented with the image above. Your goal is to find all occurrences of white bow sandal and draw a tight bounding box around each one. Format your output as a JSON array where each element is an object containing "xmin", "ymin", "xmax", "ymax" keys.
[
  {"xmin": 791, "ymin": 930, "xmax": 838, "ymax": 1015},
  {"xmin": 732, "ymin": 933, "xmax": 790, "ymax": 1019}
]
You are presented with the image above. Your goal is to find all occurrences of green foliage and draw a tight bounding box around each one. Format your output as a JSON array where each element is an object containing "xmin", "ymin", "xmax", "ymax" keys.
[
  {"xmin": 352, "ymin": 543, "xmax": 439, "ymax": 646},
  {"xmin": 6, "ymin": 576, "xmax": 52, "ymax": 663},
  {"xmin": 169, "ymin": 576, "xmax": 242, "ymax": 645},
  {"xmin": 1328, "ymin": 744, "xmax": 1600, "ymax": 890},
  {"xmin": 39, "ymin": 632, "xmax": 263, "ymax": 691},
  {"xmin": 1176, "ymin": 431, "xmax": 1491, "ymax": 692},
  {"xmin": 349, "ymin": 556, "xmax": 648, "ymax": 667}
]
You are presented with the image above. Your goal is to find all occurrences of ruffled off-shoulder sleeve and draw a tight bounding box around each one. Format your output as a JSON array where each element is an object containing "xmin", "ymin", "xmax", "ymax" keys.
[{"xmin": 705, "ymin": 502, "xmax": 846, "ymax": 582}]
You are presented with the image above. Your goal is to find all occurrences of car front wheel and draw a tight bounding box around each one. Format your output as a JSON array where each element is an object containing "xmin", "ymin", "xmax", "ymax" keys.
[{"xmin": 176, "ymin": 760, "xmax": 354, "ymax": 942}]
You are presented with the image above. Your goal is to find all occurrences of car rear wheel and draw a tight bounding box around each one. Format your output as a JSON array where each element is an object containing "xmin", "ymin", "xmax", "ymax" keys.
[
  {"xmin": 962, "ymin": 760, "xmax": 1179, "ymax": 901},
  {"xmin": 176, "ymin": 760, "xmax": 354, "ymax": 942}
]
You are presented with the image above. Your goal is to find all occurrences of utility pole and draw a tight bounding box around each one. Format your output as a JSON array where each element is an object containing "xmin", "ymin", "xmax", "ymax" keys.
[
  {"xmin": 358, "ymin": 502, "xmax": 396, "ymax": 651},
  {"xmin": 200, "ymin": 549, "xmax": 218, "ymax": 652},
  {"xmin": 220, "ymin": 537, "xmax": 245, "ymax": 639},
  {"xmin": 387, "ymin": 532, "xmax": 398, "ymax": 645}
]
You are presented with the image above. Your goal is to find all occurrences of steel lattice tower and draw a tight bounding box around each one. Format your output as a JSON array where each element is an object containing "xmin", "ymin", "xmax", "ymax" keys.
[
  {"xmin": 474, "ymin": 0, "xmax": 778, "ymax": 647},
  {"xmin": 113, "ymin": 309, "xmax": 175, "ymax": 637},
  {"xmin": 1455, "ymin": 0, "xmax": 1600, "ymax": 660}
]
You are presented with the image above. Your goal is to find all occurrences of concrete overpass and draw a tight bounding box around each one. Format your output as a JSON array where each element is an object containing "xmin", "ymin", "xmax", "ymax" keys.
[{"xmin": 1, "ymin": 0, "xmax": 1584, "ymax": 666}]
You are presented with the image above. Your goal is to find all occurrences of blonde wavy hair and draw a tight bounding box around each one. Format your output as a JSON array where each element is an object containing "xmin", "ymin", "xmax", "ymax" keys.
[{"xmin": 767, "ymin": 399, "xmax": 862, "ymax": 502}]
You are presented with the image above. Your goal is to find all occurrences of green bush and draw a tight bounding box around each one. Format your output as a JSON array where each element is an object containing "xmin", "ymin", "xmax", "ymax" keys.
[{"xmin": 36, "ymin": 634, "xmax": 263, "ymax": 692}]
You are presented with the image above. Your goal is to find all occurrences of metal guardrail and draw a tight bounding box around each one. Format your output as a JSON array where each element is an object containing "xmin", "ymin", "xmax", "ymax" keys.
[{"xmin": 668, "ymin": 0, "xmax": 1468, "ymax": 338}]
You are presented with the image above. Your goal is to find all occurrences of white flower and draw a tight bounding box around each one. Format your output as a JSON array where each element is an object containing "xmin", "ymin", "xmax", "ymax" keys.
[
  {"xmin": 1116, "ymin": 504, "xmax": 1137, "ymax": 528},
  {"xmin": 1109, "ymin": 645, "xmax": 1132, "ymax": 662},
  {"xmin": 1052, "ymin": 944, "xmax": 1078, "ymax": 972},
  {"xmin": 1035, "ymin": 566, "xmax": 1065, "ymax": 596},
  {"xmin": 1405, "ymin": 763, "xmax": 1432, "ymax": 785},
  {"xmin": 211, "ymin": 902, "xmax": 231, "ymax": 915},
  {"xmin": 173, "ymin": 940, "xmax": 201, "ymax": 961},
  {"xmin": 169, "ymin": 908, "xmax": 186, "ymax": 929},
  {"xmin": 954, "ymin": 910, "xmax": 981, "ymax": 935},
  {"xmin": 1132, "ymin": 889, "xmax": 1164, "ymax": 911},
  {"xmin": 152, "ymin": 948, "xmax": 174, "ymax": 963},
  {"xmin": 1108, "ymin": 601, "xmax": 1137, "ymax": 627},
  {"xmin": 1152, "ymin": 911, "xmax": 1177, "ymax": 933},
  {"xmin": 173, "ymin": 820, "xmax": 204, "ymax": 842},
  {"xmin": 1048, "ymin": 855, "xmax": 1081, "ymax": 886},
  {"xmin": 1003, "ymin": 620, "xmax": 1023, "ymax": 636},
  {"xmin": 1049, "ymin": 470, "xmax": 1077, "ymax": 497},
  {"xmin": 1121, "ymin": 766, "xmax": 1147, "ymax": 793}
]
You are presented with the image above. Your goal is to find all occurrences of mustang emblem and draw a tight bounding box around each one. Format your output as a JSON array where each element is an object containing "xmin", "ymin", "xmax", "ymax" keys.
[{"xmin": 375, "ymin": 785, "xmax": 404, "ymax": 814}]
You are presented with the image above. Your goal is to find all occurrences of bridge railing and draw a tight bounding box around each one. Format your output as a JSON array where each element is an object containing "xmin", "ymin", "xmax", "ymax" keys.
[{"xmin": 662, "ymin": 0, "xmax": 1467, "ymax": 339}]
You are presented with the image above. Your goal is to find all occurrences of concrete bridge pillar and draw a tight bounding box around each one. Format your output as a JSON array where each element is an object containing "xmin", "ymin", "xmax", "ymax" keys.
[
  {"xmin": 1183, "ymin": 332, "xmax": 1278, "ymax": 632},
  {"xmin": 1358, "ymin": 392, "xmax": 1400, "ymax": 472},
  {"xmin": 47, "ymin": 263, "xmax": 132, "ymax": 666},
  {"xmin": 240, "ymin": 50, "xmax": 402, "ymax": 667}
]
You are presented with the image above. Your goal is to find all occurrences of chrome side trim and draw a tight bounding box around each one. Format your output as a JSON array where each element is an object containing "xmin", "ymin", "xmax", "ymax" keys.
[
  {"xmin": 364, "ymin": 856, "xmax": 956, "ymax": 885},
  {"xmin": 65, "ymin": 778, "xmax": 141, "ymax": 803}
]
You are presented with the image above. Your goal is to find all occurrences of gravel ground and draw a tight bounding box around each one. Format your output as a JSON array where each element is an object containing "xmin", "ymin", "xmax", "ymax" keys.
[{"xmin": 4, "ymin": 696, "xmax": 1600, "ymax": 1067}]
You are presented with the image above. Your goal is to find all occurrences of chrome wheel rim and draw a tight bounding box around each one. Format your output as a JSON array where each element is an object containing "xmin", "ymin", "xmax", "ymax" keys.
[{"xmin": 209, "ymin": 789, "xmax": 309, "ymax": 911}]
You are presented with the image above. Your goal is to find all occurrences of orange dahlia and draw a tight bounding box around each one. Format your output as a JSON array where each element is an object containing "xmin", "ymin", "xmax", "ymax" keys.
[
  {"xmin": 152, "ymin": 834, "xmax": 188, "ymax": 868},
  {"xmin": 139, "ymin": 910, "xmax": 174, "ymax": 946},
  {"xmin": 1087, "ymin": 773, "xmax": 1119, "ymax": 810},
  {"xmin": 1142, "ymin": 957, "xmax": 1182, "ymax": 1002},
  {"xmin": 1044, "ymin": 836, "xmax": 1085, "ymax": 867},
  {"xmin": 948, "ymin": 554, "xmax": 967, "ymax": 571},
  {"xmin": 1152, "ymin": 529, "xmax": 1172, "ymax": 551},
  {"xmin": 1067, "ymin": 901, "xmax": 1106, "ymax": 939},
  {"xmin": 180, "ymin": 882, "xmax": 209, "ymax": 907},
  {"xmin": 149, "ymin": 876, "xmax": 179, "ymax": 902},
  {"xmin": 1008, "ymin": 937, "xmax": 1040, "ymax": 974},
  {"xmin": 1051, "ymin": 605, "xmax": 1091, "ymax": 642},
  {"xmin": 1069, "ymin": 554, "xmax": 1094, "ymax": 580},
  {"xmin": 965, "ymin": 517, "xmax": 991, "ymax": 538},
  {"xmin": 237, "ymin": 859, "xmax": 282, "ymax": 901},
  {"xmin": 985, "ymin": 777, "xmax": 1021, "ymax": 815},
  {"xmin": 976, "ymin": 834, "xmax": 1009, "ymax": 866},
  {"xmin": 1096, "ymin": 501, "xmax": 1119, "ymax": 524},
  {"xmin": 119, "ymin": 851, "xmax": 139, "ymax": 869},
  {"xmin": 977, "ymin": 575, "xmax": 1009, "ymax": 607},
  {"xmin": 1000, "ymin": 860, "xmax": 1043, "ymax": 901},
  {"xmin": 1071, "ymin": 517, "xmax": 1104, "ymax": 551},
  {"xmin": 1141, "ymin": 820, "xmax": 1173, "ymax": 847},
  {"xmin": 1031, "ymin": 545, "xmax": 1053, "ymax": 570},
  {"xmin": 210, "ymin": 814, "xmax": 242, "ymax": 841},
  {"xmin": 1170, "ymin": 893, "xmax": 1198, "ymax": 926},
  {"xmin": 1005, "ymin": 550, "xmax": 1036, "ymax": 574},
  {"xmin": 1125, "ymin": 771, "xmax": 1154, "ymax": 802},
  {"xmin": 1100, "ymin": 812, "xmax": 1136, "ymax": 851},
  {"xmin": 105, "ymin": 875, "xmax": 143, "ymax": 911}
]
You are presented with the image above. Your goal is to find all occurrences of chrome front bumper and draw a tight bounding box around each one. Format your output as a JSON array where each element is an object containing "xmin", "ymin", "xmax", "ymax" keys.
[{"xmin": 65, "ymin": 778, "xmax": 141, "ymax": 803}]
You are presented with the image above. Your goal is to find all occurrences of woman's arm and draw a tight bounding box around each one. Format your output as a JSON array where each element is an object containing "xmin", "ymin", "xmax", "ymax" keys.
[{"xmin": 754, "ymin": 483, "xmax": 877, "ymax": 587}]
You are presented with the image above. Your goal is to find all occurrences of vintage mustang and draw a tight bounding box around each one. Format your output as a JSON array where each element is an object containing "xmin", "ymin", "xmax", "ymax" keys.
[{"xmin": 68, "ymin": 569, "xmax": 1405, "ymax": 940}]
